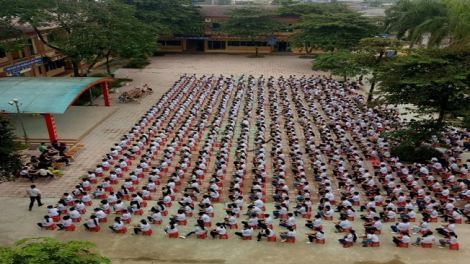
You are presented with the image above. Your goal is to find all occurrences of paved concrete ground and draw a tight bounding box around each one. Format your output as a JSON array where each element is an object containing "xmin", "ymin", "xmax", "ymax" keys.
[
  {"xmin": 0, "ymin": 196, "xmax": 468, "ymax": 264},
  {"xmin": 8, "ymin": 106, "xmax": 118, "ymax": 141},
  {"xmin": 1, "ymin": 54, "xmax": 468, "ymax": 264}
]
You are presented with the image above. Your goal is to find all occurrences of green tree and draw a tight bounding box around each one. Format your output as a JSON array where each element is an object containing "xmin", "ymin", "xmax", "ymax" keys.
[
  {"xmin": 217, "ymin": 7, "xmax": 287, "ymax": 56},
  {"xmin": 0, "ymin": 115, "xmax": 23, "ymax": 181},
  {"xmin": 2, "ymin": 0, "xmax": 158, "ymax": 76},
  {"xmin": 312, "ymin": 51, "xmax": 367, "ymax": 81},
  {"xmin": 377, "ymin": 47, "xmax": 470, "ymax": 122},
  {"xmin": 278, "ymin": 3, "xmax": 351, "ymax": 17},
  {"xmin": 354, "ymin": 38, "xmax": 403, "ymax": 102},
  {"xmin": 119, "ymin": 0, "xmax": 203, "ymax": 35},
  {"xmin": 92, "ymin": 1, "xmax": 157, "ymax": 74},
  {"xmin": 0, "ymin": 238, "xmax": 110, "ymax": 264},
  {"xmin": 384, "ymin": 0, "xmax": 470, "ymax": 48},
  {"xmin": 289, "ymin": 12, "xmax": 379, "ymax": 54}
]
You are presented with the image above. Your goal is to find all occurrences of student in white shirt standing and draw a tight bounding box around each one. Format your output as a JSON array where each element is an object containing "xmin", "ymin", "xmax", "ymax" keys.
[{"xmin": 27, "ymin": 185, "xmax": 44, "ymax": 211}]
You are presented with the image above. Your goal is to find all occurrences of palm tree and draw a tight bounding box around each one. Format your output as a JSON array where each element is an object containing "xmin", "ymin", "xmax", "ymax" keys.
[
  {"xmin": 385, "ymin": 0, "xmax": 470, "ymax": 48},
  {"xmin": 444, "ymin": 0, "xmax": 470, "ymax": 46}
]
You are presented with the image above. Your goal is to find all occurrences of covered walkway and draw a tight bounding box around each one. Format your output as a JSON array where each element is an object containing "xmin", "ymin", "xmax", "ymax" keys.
[{"xmin": 0, "ymin": 77, "xmax": 114, "ymax": 143}]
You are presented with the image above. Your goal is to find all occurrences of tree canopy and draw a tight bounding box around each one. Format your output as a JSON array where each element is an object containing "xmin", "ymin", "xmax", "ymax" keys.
[
  {"xmin": 118, "ymin": 0, "xmax": 203, "ymax": 35},
  {"xmin": 216, "ymin": 7, "xmax": 287, "ymax": 55},
  {"xmin": 289, "ymin": 12, "xmax": 379, "ymax": 54},
  {"xmin": 0, "ymin": 115, "xmax": 23, "ymax": 181},
  {"xmin": 0, "ymin": 0, "xmax": 158, "ymax": 76},
  {"xmin": 0, "ymin": 238, "xmax": 110, "ymax": 264},
  {"xmin": 384, "ymin": 0, "xmax": 470, "ymax": 48},
  {"xmin": 0, "ymin": 0, "xmax": 201, "ymax": 76},
  {"xmin": 277, "ymin": 3, "xmax": 351, "ymax": 17},
  {"xmin": 312, "ymin": 51, "xmax": 367, "ymax": 81},
  {"xmin": 354, "ymin": 37, "xmax": 404, "ymax": 102},
  {"xmin": 377, "ymin": 47, "xmax": 470, "ymax": 122}
]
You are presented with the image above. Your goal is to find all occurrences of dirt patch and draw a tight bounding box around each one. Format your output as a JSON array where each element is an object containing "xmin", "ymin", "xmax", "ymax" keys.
[{"xmin": 354, "ymin": 255, "xmax": 407, "ymax": 264}]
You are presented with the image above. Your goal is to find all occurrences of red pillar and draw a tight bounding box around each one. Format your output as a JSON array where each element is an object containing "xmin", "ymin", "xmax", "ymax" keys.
[
  {"xmin": 101, "ymin": 82, "xmax": 111, "ymax": 106},
  {"xmin": 43, "ymin": 114, "xmax": 58, "ymax": 144}
]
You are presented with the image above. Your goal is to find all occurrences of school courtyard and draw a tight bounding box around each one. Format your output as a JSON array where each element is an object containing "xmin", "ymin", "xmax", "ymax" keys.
[{"xmin": 0, "ymin": 54, "xmax": 469, "ymax": 264}]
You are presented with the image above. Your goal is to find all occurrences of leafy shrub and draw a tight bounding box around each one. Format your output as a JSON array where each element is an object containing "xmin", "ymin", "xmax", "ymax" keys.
[
  {"xmin": 91, "ymin": 72, "xmax": 108, "ymax": 77},
  {"xmin": 72, "ymin": 85, "xmax": 102, "ymax": 106},
  {"xmin": 124, "ymin": 58, "xmax": 150, "ymax": 68},
  {"xmin": 391, "ymin": 143, "xmax": 443, "ymax": 163},
  {"xmin": 108, "ymin": 78, "xmax": 133, "ymax": 89}
]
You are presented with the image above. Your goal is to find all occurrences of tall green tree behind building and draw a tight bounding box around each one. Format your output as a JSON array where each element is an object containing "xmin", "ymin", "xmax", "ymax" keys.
[{"xmin": 0, "ymin": 115, "xmax": 24, "ymax": 181}]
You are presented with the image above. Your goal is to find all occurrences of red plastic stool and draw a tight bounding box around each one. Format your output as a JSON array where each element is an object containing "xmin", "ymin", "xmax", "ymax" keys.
[
  {"xmin": 421, "ymin": 243, "xmax": 433, "ymax": 248},
  {"xmin": 370, "ymin": 242, "xmax": 380, "ymax": 247},
  {"xmin": 44, "ymin": 224, "xmax": 56, "ymax": 230},
  {"xmin": 64, "ymin": 224, "xmax": 75, "ymax": 231},
  {"xmin": 88, "ymin": 226, "xmax": 100, "ymax": 232},
  {"xmin": 398, "ymin": 242, "xmax": 409, "ymax": 248},
  {"xmin": 168, "ymin": 232, "xmax": 179, "ymax": 238},
  {"xmin": 315, "ymin": 238, "xmax": 326, "ymax": 244},
  {"xmin": 197, "ymin": 233, "xmax": 207, "ymax": 239},
  {"xmin": 267, "ymin": 235, "xmax": 277, "ymax": 242},
  {"xmin": 219, "ymin": 233, "xmax": 229, "ymax": 239},
  {"xmin": 302, "ymin": 213, "xmax": 312, "ymax": 219},
  {"xmin": 134, "ymin": 209, "xmax": 144, "ymax": 215},
  {"xmin": 449, "ymin": 243, "xmax": 460, "ymax": 250},
  {"xmin": 177, "ymin": 220, "xmax": 187, "ymax": 226},
  {"xmin": 115, "ymin": 227, "xmax": 127, "ymax": 234},
  {"xmin": 72, "ymin": 217, "xmax": 81, "ymax": 222},
  {"xmin": 142, "ymin": 230, "xmax": 153, "ymax": 236},
  {"xmin": 242, "ymin": 235, "xmax": 252, "ymax": 240},
  {"xmin": 152, "ymin": 219, "xmax": 162, "ymax": 225},
  {"xmin": 285, "ymin": 238, "xmax": 296, "ymax": 243}
]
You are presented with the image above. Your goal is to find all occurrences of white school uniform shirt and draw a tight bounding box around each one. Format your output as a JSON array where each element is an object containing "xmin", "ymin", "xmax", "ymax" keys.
[
  {"xmin": 112, "ymin": 221, "xmax": 124, "ymax": 230},
  {"xmin": 150, "ymin": 212, "xmax": 162, "ymax": 221},
  {"xmin": 42, "ymin": 218, "xmax": 54, "ymax": 227},
  {"xmin": 69, "ymin": 210, "xmax": 81, "ymax": 219},
  {"xmin": 140, "ymin": 223, "xmax": 151, "ymax": 232},
  {"xmin": 242, "ymin": 228, "xmax": 254, "ymax": 236},
  {"xmin": 421, "ymin": 235, "xmax": 435, "ymax": 243},
  {"xmin": 286, "ymin": 230, "xmax": 296, "ymax": 238},
  {"xmin": 75, "ymin": 202, "xmax": 86, "ymax": 211},
  {"xmin": 62, "ymin": 218, "xmax": 73, "ymax": 227},
  {"xmin": 286, "ymin": 217, "xmax": 296, "ymax": 226},
  {"xmin": 228, "ymin": 216, "xmax": 237, "ymax": 225},
  {"xmin": 48, "ymin": 208, "xmax": 59, "ymax": 217},
  {"xmin": 86, "ymin": 219, "xmax": 99, "ymax": 228},
  {"xmin": 114, "ymin": 202, "xmax": 124, "ymax": 211},
  {"xmin": 216, "ymin": 226, "xmax": 227, "ymax": 235},
  {"xmin": 201, "ymin": 214, "xmax": 211, "ymax": 223},
  {"xmin": 195, "ymin": 226, "xmax": 207, "ymax": 235}
]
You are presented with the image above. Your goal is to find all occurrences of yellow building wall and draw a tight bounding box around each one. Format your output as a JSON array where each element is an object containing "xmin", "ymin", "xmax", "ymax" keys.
[{"xmin": 159, "ymin": 46, "xmax": 183, "ymax": 53}]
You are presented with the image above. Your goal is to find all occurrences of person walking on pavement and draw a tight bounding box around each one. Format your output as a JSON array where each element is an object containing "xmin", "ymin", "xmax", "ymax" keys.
[{"xmin": 27, "ymin": 185, "xmax": 43, "ymax": 211}]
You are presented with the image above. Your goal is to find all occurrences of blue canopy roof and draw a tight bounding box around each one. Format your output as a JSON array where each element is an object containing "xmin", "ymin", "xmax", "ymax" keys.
[{"xmin": 0, "ymin": 77, "xmax": 113, "ymax": 114}]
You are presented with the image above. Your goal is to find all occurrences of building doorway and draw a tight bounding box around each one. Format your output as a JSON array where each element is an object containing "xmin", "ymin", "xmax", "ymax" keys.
[
  {"xmin": 274, "ymin": 42, "xmax": 290, "ymax": 52},
  {"xmin": 186, "ymin": 40, "xmax": 205, "ymax": 52}
]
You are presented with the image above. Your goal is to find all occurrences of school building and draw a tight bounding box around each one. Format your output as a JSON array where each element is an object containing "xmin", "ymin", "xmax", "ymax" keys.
[
  {"xmin": 0, "ymin": 25, "xmax": 106, "ymax": 78},
  {"xmin": 157, "ymin": 5, "xmax": 303, "ymax": 55}
]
